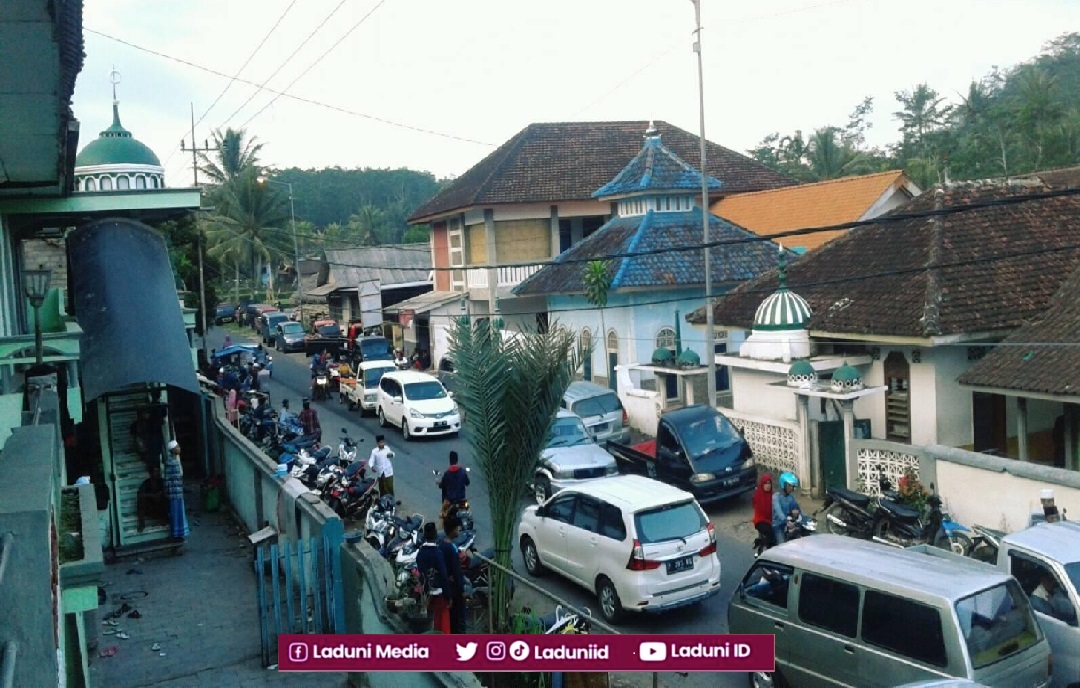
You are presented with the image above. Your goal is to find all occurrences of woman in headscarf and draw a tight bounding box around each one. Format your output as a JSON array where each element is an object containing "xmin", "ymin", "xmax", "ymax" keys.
[
  {"xmin": 164, "ymin": 440, "xmax": 190, "ymax": 542},
  {"xmin": 752, "ymin": 473, "xmax": 775, "ymax": 557}
]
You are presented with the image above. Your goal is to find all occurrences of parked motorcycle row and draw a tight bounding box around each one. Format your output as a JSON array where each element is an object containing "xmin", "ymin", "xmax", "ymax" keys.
[{"xmin": 818, "ymin": 467, "xmax": 972, "ymax": 554}]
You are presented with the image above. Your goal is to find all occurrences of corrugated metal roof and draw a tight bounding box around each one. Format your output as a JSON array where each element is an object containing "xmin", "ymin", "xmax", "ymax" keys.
[
  {"xmin": 384, "ymin": 290, "xmax": 463, "ymax": 315},
  {"xmin": 323, "ymin": 246, "xmax": 432, "ymax": 289}
]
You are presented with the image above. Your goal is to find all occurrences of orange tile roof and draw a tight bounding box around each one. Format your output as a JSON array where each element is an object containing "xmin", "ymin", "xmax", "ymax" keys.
[{"xmin": 711, "ymin": 170, "xmax": 911, "ymax": 250}]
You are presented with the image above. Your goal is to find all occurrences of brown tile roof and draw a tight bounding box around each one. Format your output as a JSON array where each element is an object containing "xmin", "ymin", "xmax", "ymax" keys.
[
  {"xmin": 407, "ymin": 121, "xmax": 798, "ymax": 222},
  {"xmin": 687, "ymin": 180, "xmax": 1080, "ymax": 338},
  {"xmin": 958, "ymin": 265, "xmax": 1080, "ymax": 397},
  {"xmin": 711, "ymin": 171, "xmax": 914, "ymax": 251},
  {"xmin": 1020, "ymin": 165, "xmax": 1080, "ymax": 190}
]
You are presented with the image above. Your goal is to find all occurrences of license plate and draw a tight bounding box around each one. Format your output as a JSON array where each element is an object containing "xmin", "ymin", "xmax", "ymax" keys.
[
  {"xmin": 434, "ymin": 421, "xmax": 448, "ymax": 428},
  {"xmin": 666, "ymin": 556, "xmax": 695, "ymax": 574}
]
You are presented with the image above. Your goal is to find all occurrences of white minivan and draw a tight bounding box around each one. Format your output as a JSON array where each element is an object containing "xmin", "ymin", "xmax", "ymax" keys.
[
  {"xmin": 376, "ymin": 370, "xmax": 461, "ymax": 440},
  {"xmin": 517, "ymin": 474, "xmax": 721, "ymax": 624}
]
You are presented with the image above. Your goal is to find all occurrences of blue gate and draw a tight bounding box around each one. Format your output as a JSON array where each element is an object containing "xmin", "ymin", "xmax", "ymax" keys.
[{"xmin": 255, "ymin": 537, "xmax": 342, "ymax": 666}]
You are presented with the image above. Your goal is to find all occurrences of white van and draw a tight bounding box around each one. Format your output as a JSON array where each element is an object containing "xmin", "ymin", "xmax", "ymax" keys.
[{"xmin": 376, "ymin": 370, "xmax": 461, "ymax": 440}]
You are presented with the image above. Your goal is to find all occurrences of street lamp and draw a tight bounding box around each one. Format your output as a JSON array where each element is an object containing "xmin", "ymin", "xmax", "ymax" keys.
[
  {"xmin": 23, "ymin": 267, "xmax": 52, "ymax": 365},
  {"xmin": 690, "ymin": 0, "xmax": 718, "ymax": 409},
  {"xmin": 257, "ymin": 175, "xmax": 304, "ymax": 325}
]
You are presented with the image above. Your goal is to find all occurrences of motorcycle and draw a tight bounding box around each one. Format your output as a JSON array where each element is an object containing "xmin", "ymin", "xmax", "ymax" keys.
[
  {"xmin": 311, "ymin": 368, "xmax": 330, "ymax": 401},
  {"xmin": 326, "ymin": 461, "xmax": 378, "ymax": 519},
  {"xmin": 365, "ymin": 495, "xmax": 402, "ymax": 551},
  {"xmin": 433, "ymin": 467, "xmax": 475, "ymax": 532},
  {"xmin": 383, "ymin": 513, "xmax": 425, "ymax": 563},
  {"xmin": 819, "ymin": 484, "xmax": 884, "ymax": 539},
  {"xmin": 871, "ymin": 482, "xmax": 968, "ymax": 552}
]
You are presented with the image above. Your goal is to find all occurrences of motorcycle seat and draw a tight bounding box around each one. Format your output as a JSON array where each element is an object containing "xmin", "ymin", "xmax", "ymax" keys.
[
  {"xmin": 344, "ymin": 461, "xmax": 366, "ymax": 478},
  {"xmin": 349, "ymin": 479, "xmax": 375, "ymax": 495},
  {"xmin": 828, "ymin": 487, "xmax": 871, "ymax": 509},
  {"xmin": 878, "ymin": 499, "xmax": 921, "ymax": 522},
  {"xmin": 452, "ymin": 530, "xmax": 475, "ymax": 548},
  {"xmin": 311, "ymin": 447, "xmax": 332, "ymax": 461}
]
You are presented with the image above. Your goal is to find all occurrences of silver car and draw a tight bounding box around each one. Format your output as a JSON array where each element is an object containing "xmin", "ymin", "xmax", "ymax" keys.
[
  {"xmin": 561, "ymin": 381, "xmax": 630, "ymax": 445},
  {"xmin": 533, "ymin": 411, "xmax": 619, "ymax": 503}
]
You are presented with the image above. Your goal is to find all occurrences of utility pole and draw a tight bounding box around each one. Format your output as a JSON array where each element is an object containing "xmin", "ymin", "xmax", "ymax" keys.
[
  {"xmin": 181, "ymin": 103, "xmax": 218, "ymax": 356},
  {"xmin": 691, "ymin": 0, "xmax": 718, "ymax": 409}
]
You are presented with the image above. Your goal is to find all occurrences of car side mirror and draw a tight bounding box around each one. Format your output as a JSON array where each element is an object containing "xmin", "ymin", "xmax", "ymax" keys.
[
  {"xmin": 393, "ymin": 395, "xmax": 403, "ymax": 403},
  {"xmin": 448, "ymin": 392, "xmax": 455, "ymax": 399},
  {"xmin": 536, "ymin": 506, "xmax": 546, "ymax": 518}
]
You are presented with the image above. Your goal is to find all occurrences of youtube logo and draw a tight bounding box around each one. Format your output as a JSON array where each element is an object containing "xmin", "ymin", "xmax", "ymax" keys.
[{"xmin": 639, "ymin": 642, "xmax": 667, "ymax": 662}]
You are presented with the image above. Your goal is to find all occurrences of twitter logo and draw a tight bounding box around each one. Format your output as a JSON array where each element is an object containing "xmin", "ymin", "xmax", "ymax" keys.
[{"xmin": 456, "ymin": 642, "xmax": 478, "ymax": 662}]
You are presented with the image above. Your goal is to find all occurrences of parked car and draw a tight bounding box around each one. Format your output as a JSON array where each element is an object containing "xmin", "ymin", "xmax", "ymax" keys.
[
  {"xmin": 561, "ymin": 381, "xmax": 630, "ymax": 445},
  {"xmin": 532, "ymin": 411, "xmax": 619, "ymax": 504},
  {"xmin": 729, "ymin": 535, "xmax": 1051, "ymax": 688},
  {"xmin": 234, "ymin": 299, "xmax": 255, "ymax": 325},
  {"xmin": 353, "ymin": 335, "xmax": 394, "ymax": 363},
  {"xmin": 214, "ymin": 303, "xmax": 235, "ymax": 325},
  {"xmin": 606, "ymin": 404, "xmax": 755, "ymax": 505},
  {"xmin": 260, "ymin": 312, "xmax": 290, "ymax": 345},
  {"xmin": 343, "ymin": 360, "xmax": 397, "ymax": 414},
  {"xmin": 518, "ymin": 474, "xmax": 721, "ymax": 624},
  {"xmin": 275, "ymin": 321, "xmax": 306, "ymax": 352},
  {"xmin": 436, "ymin": 355, "xmax": 457, "ymax": 395},
  {"xmin": 250, "ymin": 304, "xmax": 278, "ymax": 331},
  {"xmin": 376, "ymin": 370, "xmax": 461, "ymax": 440}
]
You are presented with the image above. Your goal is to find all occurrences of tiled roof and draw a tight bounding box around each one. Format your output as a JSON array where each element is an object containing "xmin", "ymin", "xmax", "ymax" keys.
[
  {"xmin": 687, "ymin": 180, "xmax": 1080, "ymax": 338},
  {"xmin": 711, "ymin": 171, "xmax": 913, "ymax": 251},
  {"xmin": 958, "ymin": 265, "xmax": 1080, "ymax": 397},
  {"xmin": 323, "ymin": 246, "xmax": 432, "ymax": 289},
  {"xmin": 407, "ymin": 121, "xmax": 798, "ymax": 222},
  {"xmin": 593, "ymin": 128, "xmax": 722, "ymax": 198},
  {"xmin": 514, "ymin": 209, "xmax": 784, "ymax": 295},
  {"xmin": 1020, "ymin": 165, "xmax": 1080, "ymax": 190}
]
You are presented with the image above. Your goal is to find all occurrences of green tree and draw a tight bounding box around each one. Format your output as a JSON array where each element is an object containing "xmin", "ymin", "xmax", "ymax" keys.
[
  {"xmin": 198, "ymin": 128, "xmax": 264, "ymax": 185},
  {"xmin": 583, "ymin": 260, "xmax": 614, "ymax": 375},
  {"xmin": 447, "ymin": 318, "xmax": 583, "ymax": 633},
  {"xmin": 894, "ymin": 83, "xmax": 952, "ymax": 161},
  {"xmin": 806, "ymin": 127, "xmax": 866, "ymax": 180}
]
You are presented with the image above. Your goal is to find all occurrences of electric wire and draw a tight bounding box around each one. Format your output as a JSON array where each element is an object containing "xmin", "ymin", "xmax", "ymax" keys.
[{"xmin": 84, "ymin": 27, "xmax": 494, "ymax": 147}]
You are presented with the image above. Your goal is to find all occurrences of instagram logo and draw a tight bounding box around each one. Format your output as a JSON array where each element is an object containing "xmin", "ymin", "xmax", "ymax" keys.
[
  {"xmin": 288, "ymin": 643, "xmax": 309, "ymax": 662},
  {"xmin": 486, "ymin": 641, "xmax": 507, "ymax": 661}
]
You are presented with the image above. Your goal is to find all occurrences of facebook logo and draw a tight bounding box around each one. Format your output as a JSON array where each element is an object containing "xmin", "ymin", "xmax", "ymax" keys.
[{"xmin": 289, "ymin": 643, "xmax": 309, "ymax": 662}]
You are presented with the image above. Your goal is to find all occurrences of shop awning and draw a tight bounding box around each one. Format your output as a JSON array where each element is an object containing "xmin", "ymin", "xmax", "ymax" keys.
[{"xmin": 67, "ymin": 219, "xmax": 199, "ymax": 401}]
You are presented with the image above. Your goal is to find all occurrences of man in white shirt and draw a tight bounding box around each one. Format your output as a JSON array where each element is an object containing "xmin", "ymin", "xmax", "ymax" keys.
[{"xmin": 368, "ymin": 434, "xmax": 395, "ymax": 497}]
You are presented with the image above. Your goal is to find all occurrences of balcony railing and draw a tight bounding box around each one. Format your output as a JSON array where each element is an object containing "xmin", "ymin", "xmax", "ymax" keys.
[{"xmin": 464, "ymin": 264, "xmax": 542, "ymax": 289}]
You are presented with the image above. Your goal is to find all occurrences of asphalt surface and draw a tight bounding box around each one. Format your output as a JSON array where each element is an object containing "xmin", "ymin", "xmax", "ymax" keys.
[{"xmin": 213, "ymin": 326, "xmax": 765, "ymax": 688}]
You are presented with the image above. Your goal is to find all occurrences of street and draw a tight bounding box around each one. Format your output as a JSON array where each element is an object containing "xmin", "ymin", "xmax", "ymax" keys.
[{"xmin": 220, "ymin": 328, "xmax": 763, "ymax": 688}]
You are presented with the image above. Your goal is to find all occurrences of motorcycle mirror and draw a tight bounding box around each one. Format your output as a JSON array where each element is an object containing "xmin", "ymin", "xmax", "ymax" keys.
[
  {"xmin": 342, "ymin": 428, "xmax": 348, "ymax": 434},
  {"xmin": 432, "ymin": 469, "xmax": 440, "ymax": 476}
]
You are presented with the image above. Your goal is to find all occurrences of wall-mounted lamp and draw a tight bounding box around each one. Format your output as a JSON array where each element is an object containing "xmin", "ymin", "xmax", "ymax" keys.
[{"xmin": 23, "ymin": 267, "xmax": 52, "ymax": 365}]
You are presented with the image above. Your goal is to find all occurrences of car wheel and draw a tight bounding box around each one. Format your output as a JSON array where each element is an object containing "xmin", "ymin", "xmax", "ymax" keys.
[
  {"xmin": 378, "ymin": 407, "xmax": 388, "ymax": 428},
  {"xmin": 596, "ymin": 576, "xmax": 623, "ymax": 624},
  {"xmin": 402, "ymin": 421, "xmax": 412, "ymax": 442},
  {"xmin": 521, "ymin": 537, "xmax": 544, "ymax": 576},
  {"xmin": 748, "ymin": 670, "xmax": 788, "ymax": 688},
  {"xmin": 533, "ymin": 477, "xmax": 552, "ymax": 505}
]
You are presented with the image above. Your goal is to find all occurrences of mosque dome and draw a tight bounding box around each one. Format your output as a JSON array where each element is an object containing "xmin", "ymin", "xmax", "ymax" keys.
[{"xmin": 74, "ymin": 76, "xmax": 165, "ymax": 193}]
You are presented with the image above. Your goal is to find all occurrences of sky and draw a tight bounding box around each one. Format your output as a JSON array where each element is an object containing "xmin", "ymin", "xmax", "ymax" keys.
[{"xmin": 74, "ymin": 0, "xmax": 1080, "ymax": 186}]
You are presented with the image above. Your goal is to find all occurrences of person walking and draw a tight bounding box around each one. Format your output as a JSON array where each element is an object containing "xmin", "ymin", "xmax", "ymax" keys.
[
  {"xmin": 298, "ymin": 398, "xmax": 321, "ymax": 441},
  {"xmin": 416, "ymin": 522, "xmax": 452, "ymax": 634},
  {"xmin": 440, "ymin": 516, "xmax": 467, "ymax": 633},
  {"xmin": 438, "ymin": 451, "xmax": 470, "ymax": 520},
  {"xmin": 752, "ymin": 473, "xmax": 775, "ymax": 557},
  {"xmin": 368, "ymin": 434, "xmax": 395, "ymax": 497},
  {"xmin": 256, "ymin": 362, "xmax": 271, "ymax": 403},
  {"xmin": 164, "ymin": 440, "xmax": 190, "ymax": 542}
]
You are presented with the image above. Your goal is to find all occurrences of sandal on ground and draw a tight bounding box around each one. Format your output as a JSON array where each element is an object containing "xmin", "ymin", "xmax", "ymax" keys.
[
  {"xmin": 116, "ymin": 632, "xmax": 130, "ymax": 640},
  {"xmin": 99, "ymin": 647, "xmax": 118, "ymax": 658},
  {"xmin": 151, "ymin": 643, "xmax": 162, "ymax": 651}
]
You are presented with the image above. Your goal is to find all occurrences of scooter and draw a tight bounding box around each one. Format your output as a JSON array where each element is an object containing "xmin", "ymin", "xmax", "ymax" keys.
[
  {"xmin": 871, "ymin": 482, "xmax": 967, "ymax": 551},
  {"xmin": 433, "ymin": 467, "xmax": 475, "ymax": 532},
  {"xmin": 326, "ymin": 461, "xmax": 378, "ymax": 519},
  {"xmin": 383, "ymin": 514, "xmax": 425, "ymax": 563},
  {"xmin": 365, "ymin": 495, "xmax": 401, "ymax": 551},
  {"xmin": 311, "ymin": 369, "xmax": 330, "ymax": 401}
]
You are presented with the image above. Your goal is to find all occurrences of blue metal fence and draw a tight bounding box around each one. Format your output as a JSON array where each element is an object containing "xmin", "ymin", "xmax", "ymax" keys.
[{"xmin": 255, "ymin": 536, "xmax": 342, "ymax": 666}]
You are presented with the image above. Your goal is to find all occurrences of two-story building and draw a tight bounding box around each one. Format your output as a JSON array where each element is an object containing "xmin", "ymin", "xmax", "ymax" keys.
[{"xmin": 405, "ymin": 120, "xmax": 797, "ymax": 367}]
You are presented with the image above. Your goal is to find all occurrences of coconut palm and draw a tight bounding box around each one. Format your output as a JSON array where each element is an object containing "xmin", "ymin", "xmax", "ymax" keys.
[
  {"xmin": 806, "ymin": 127, "xmax": 866, "ymax": 180},
  {"xmin": 198, "ymin": 128, "xmax": 264, "ymax": 186},
  {"xmin": 447, "ymin": 318, "xmax": 584, "ymax": 633},
  {"xmin": 583, "ymin": 260, "xmax": 614, "ymax": 381}
]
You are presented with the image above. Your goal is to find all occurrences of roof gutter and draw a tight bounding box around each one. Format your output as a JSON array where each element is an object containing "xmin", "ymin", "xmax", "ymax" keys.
[{"xmin": 959, "ymin": 384, "xmax": 1080, "ymax": 403}]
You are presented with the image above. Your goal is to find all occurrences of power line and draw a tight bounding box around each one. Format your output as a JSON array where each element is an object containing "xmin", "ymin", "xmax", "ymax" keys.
[
  {"xmin": 163, "ymin": 0, "xmax": 299, "ymax": 168},
  {"xmin": 221, "ymin": 0, "xmax": 353, "ymax": 129},
  {"xmin": 84, "ymin": 27, "xmax": 494, "ymax": 147},
  {"xmin": 238, "ymin": 0, "xmax": 388, "ymax": 130},
  {"xmin": 244, "ymin": 184, "xmax": 1080, "ymax": 272}
]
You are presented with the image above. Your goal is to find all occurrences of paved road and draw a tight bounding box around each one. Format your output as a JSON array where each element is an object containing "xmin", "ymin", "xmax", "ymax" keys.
[{"xmin": 216, "ymin": 327, "xmax": 764, "ymax": 688}]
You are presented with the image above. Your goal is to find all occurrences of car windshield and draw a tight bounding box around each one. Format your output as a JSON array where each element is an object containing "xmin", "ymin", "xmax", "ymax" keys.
[
  {"xmin": 572, "ymin": 394, "xmax": 621, "ymax": 418},
  {"xmin": 1065, "ymin": 562, "xmax": 1080, "ymax": 594},
  {"xmin": 281, "ymin": 323, "xmax": 303, "ymax": 334},
  {"xmin": 360, "ymin": 339, "xmax": 392, "ymax": 357},
  {"xmin": 545, "ymin": 416, "xmax": 592, "ymax": 448},
  {"xmin": 633, "ymin": 501, "xmax": 707, "ymax": 544},
  {"xmin": 679, "ymin": 412, "xmax": 743, "ymax": 458},
  {"xmin": 955, "ymin": 580, "xmax": 1041, "ymax": 669},
  {"xmin": 316, "ymin": 324, "xmax": 341, "ymax": 337},
  {"xmin": 403, "ymin": 381, "xmax": 447, "ymax": 401},
  {"xmin": 364, "ymin": 366, "xmax": 393, "ymax": 387}
]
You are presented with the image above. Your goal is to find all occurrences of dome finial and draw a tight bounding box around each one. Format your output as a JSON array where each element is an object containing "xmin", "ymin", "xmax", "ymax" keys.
[
  {"xmin": 644, "ymin": 120, "xmax": 659, "ymax": 140},
  {"xmin": 777, "ymin": 242, "xmax": 787, "ymax": 289},
  {"xmin": 110, "ymin": 67, "xmax": 121, "ymax": 104},
  {"xmin": 108, "ymin": 67, "xmax": 124, "ymax": 131}
]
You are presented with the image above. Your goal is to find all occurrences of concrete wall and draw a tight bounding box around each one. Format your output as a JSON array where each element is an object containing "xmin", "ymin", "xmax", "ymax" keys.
[
  {"xmin": 932, "ymin": 346, "xmax": 974, "ymax": 447},
  {"xmin": 731, "ymin": 368, "xmax": 797, "ymax": 421}
]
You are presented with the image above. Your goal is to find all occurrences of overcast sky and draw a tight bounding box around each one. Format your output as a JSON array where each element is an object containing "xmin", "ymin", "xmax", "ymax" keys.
[{"xmin": 74, "ymin": 0, "xmax": 1079, "ymax": 186}]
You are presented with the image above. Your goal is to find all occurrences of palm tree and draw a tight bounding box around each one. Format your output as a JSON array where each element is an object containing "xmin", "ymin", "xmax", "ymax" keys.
[
  {"xmin": 198, "ymin": 128, "xmax": 264, "ymax": 186},
  {"xmin": 348, "ymin": 204, "xmax": 387, "ymax": 246},
  {"xmin": 204, "ymin": 168, "xmax": 290, "ymax": 296},
  {"xmin": 894, "ymin": 83, "xmax": 951, "ymax": 159},
  {"xmin": 583, "ymin": 260, "xmax": 613, "ymax": 382},
  {"xmin": 447, "ymin": 318, "xmax": 582, "ymax": 633},
  {"xmin": 806, "ymin": 127, "xmax": 865, "ymax": 180}
]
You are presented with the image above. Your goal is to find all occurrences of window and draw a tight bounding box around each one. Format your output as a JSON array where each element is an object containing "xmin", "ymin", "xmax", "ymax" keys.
[
  {"xmin": 598, "ymin": 502, "xmax": 626, "ymax": 541},
  {"xmin": 546, "ymin": 494, "xmax": 576, "ymax": 524},
  {"xmin": 572, "ymin": 392, "xmax": 621, "ymax": 417},
  {"xmin": 117, "ymin": 176, "xmax": 130, "ymax": 190},
  {"xmin": 606, "ymin": 330, "xmax": 618, "ymax": 355},
  {"xmin": 633, "ymin": 501, "xmax": 707, "ymax": 544},
  {"xmin": 559, "ymin": 219, "xmax": 572, "ymax": 253},
  {"xmin": 403, "ymin": 381, "xmax": 447, "ymax": 401},
  {"xmin": 364, "ymin": 367, "xmax": 392, "ymax": 387},
  {"xmin": 582, "ymin": 217, "xmax": 604, "ymax": 238},
  {"xmin": 656, "ymin": 327, "xmax": 676, "ymax": 350},
  {"xmin": 86, "ymin": 178, "xmax": 97, "ymax": 191},
  {"xmin": 798, "ymin": 573, "xmax": 859, "ymax": 637},
  {"xmin": 884, "ymin": 351, "xmax": 911, "ymax": 443},
  {"xmin": 955, "ymin": 581, "xmax": 1041, "ymax": 668},
  {"xmin": 581, "ymin": 328, "xmax": 592, "ymax": 351},
  {"xmin": 863, "ymin": 590, "xmax": 947, "ymax": 667},
  {"xmin": 135, "ymin": 176, "xmax": 147, "ymax": 189},
  {"xmin": 101, "ymin": 176, "xmax": 113, "ymax": 190},
  {"xmin": 740, "ymin": 562, "xmax": 793, "ymax": 609},
  {"xmin": 1010, "ymin": 553, "xmax": 1078, "ymax": 626},
  {"xmin": 572, "ymin": 497, "xmax": 600, "ymax": 533},
  {"xmin": 151, "ymin": 176, "xmax": 159, "ymax": 189}
]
